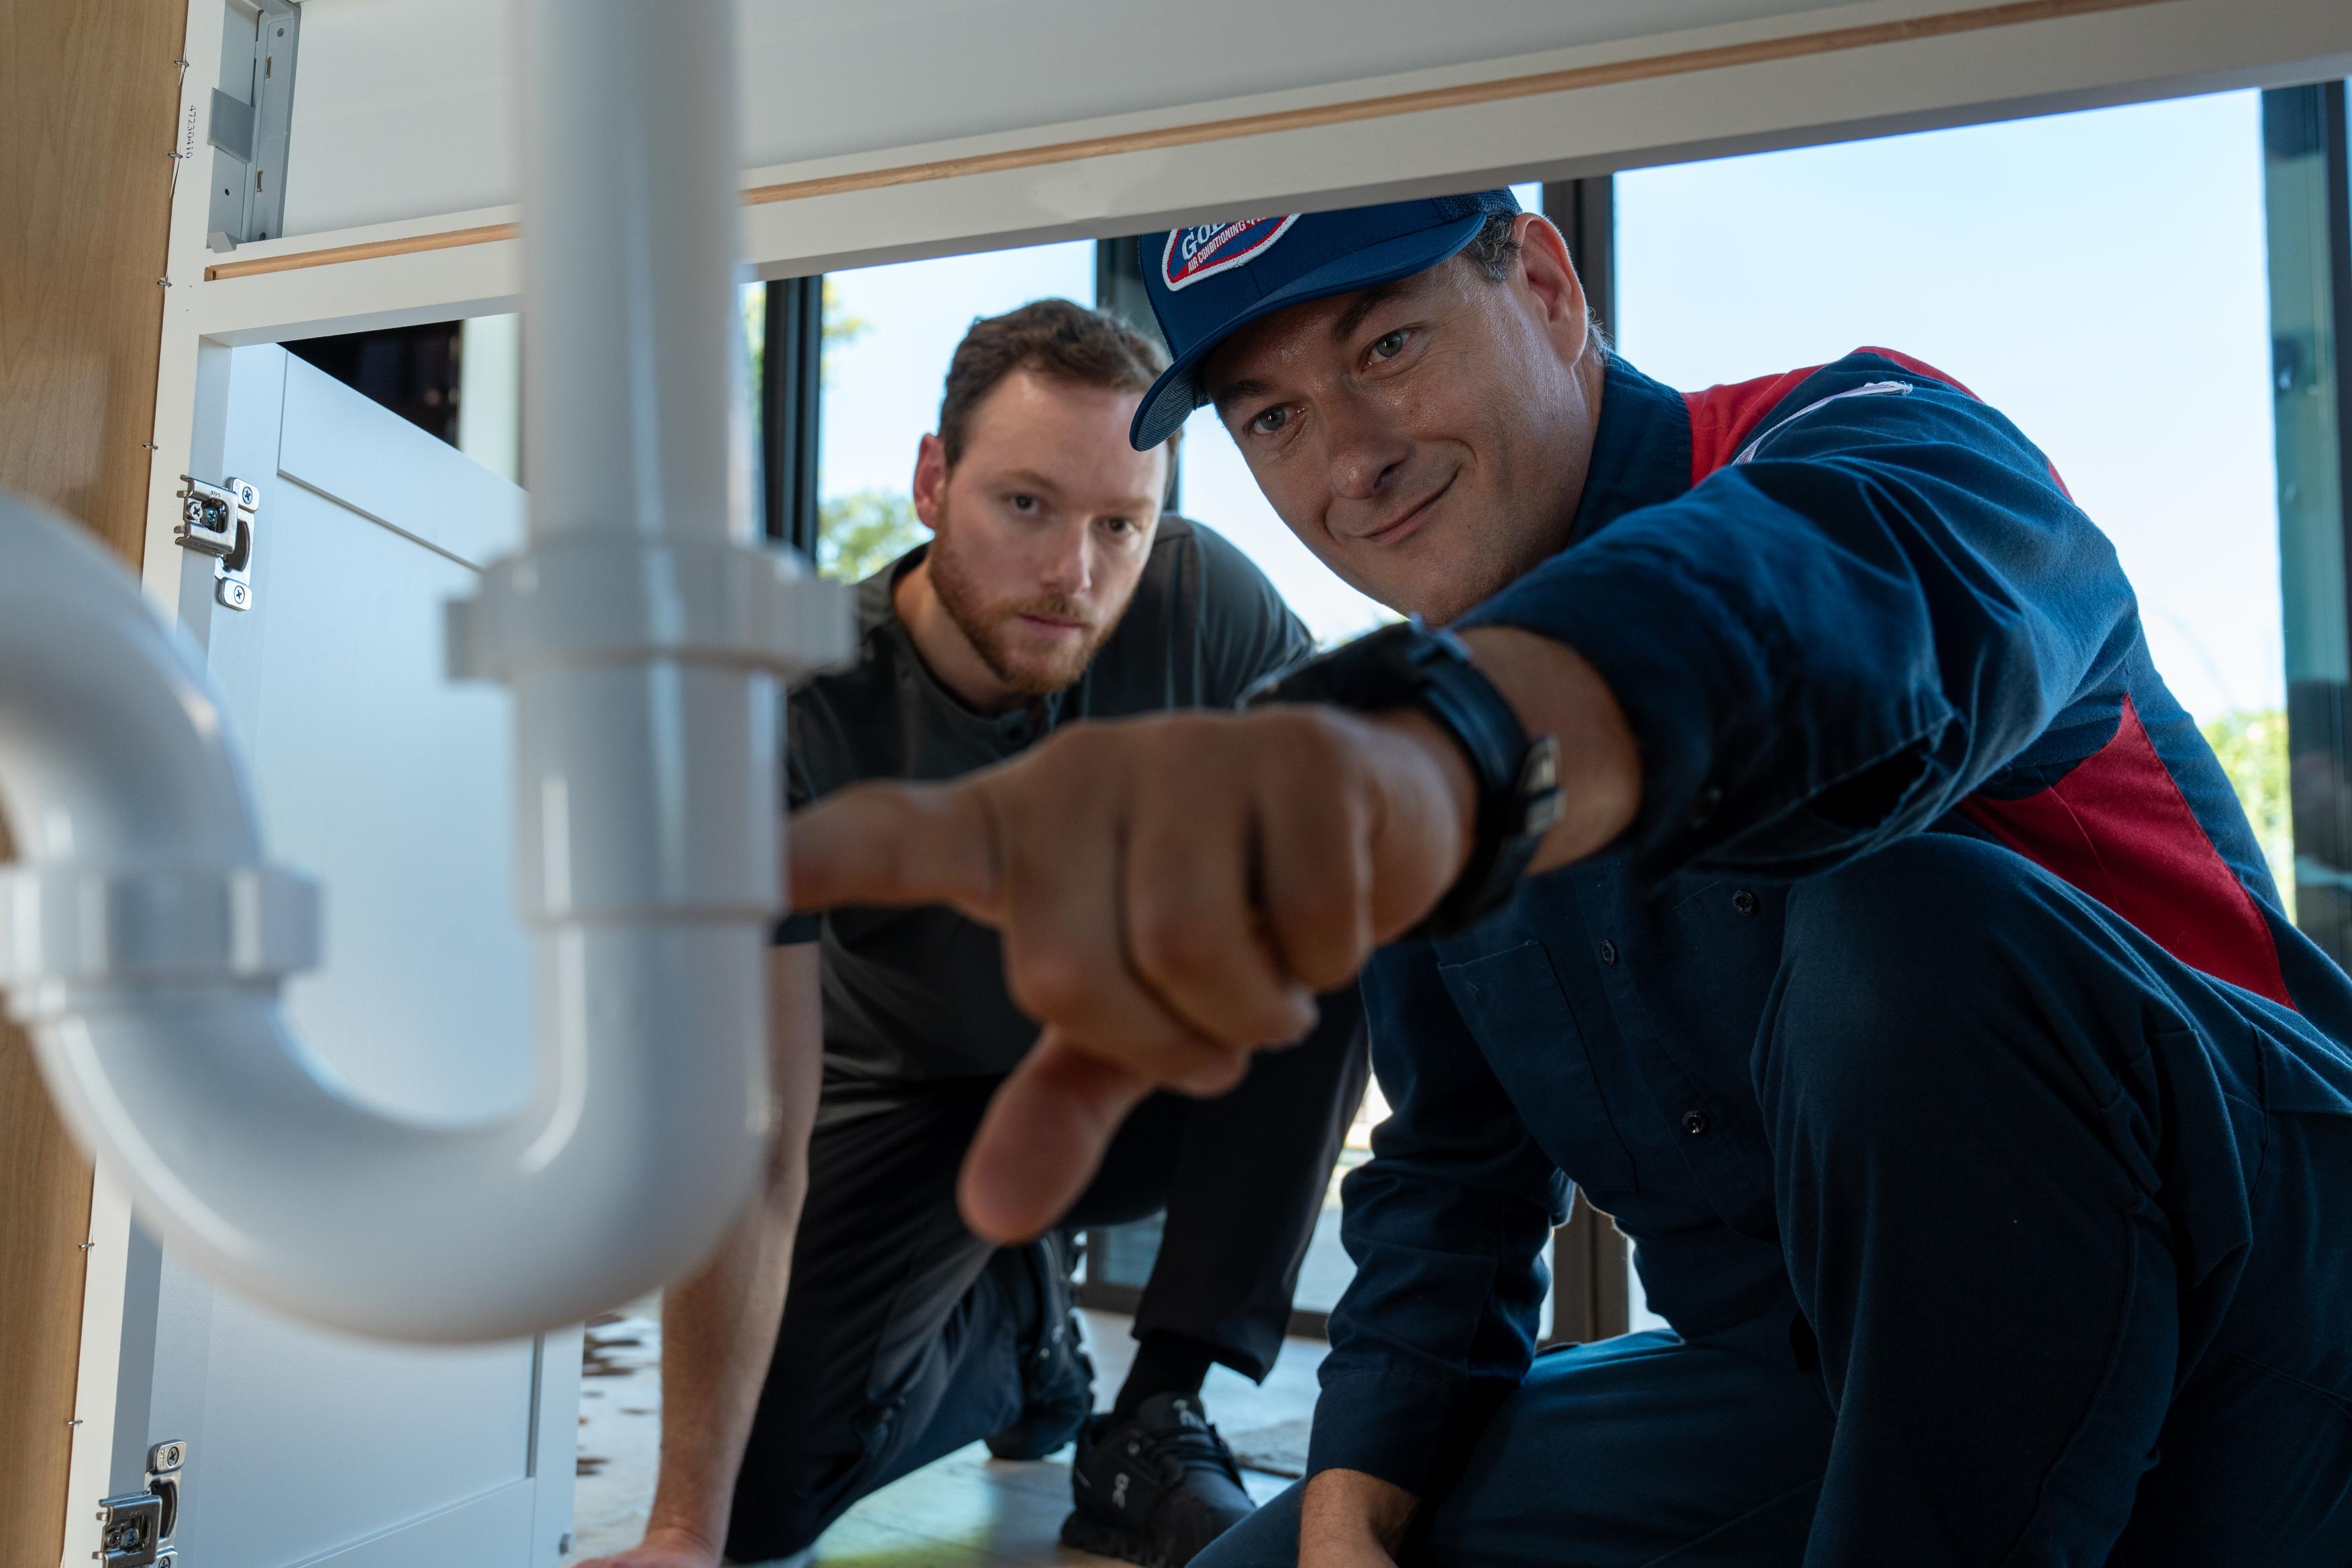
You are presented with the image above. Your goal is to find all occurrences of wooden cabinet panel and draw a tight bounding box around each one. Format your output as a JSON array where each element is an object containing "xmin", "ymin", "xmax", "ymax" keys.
[{"xmin": 0, "ymin": 3, "xmax": 187, "ymax": 1563}]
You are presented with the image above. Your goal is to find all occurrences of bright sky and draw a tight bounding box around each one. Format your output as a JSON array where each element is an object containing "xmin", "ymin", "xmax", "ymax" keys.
[
  {"xmin": 819, "ymin": 91, "xmax": 2282, "ymax": 712},
  {"xmin": 1616, "ymin": 89, "xmax": 2278, "ymax": 722},
  {"xmin": 820, "ymin": 242, "xmax": 1097, "ymax": 497}
]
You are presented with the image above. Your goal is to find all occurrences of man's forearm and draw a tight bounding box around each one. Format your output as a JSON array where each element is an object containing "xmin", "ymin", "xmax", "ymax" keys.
[
  {"xmin": 640, "ymin": 943, "xmax": 824, "ymax": 1556},
  {"xmin": 640, "ymin": 1175, "xmax": 807, "ymax": 1551},
  {"xmin": 1302, "ymin": 1467, "xmax": 1420, "ymax": 1565}
]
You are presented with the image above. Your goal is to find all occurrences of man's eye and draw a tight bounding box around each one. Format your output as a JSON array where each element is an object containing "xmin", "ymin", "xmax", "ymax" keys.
[
  {"xmin": 1010, "ymin": 493, "xmax": 1038, "ymax": 512},
  {"xmin": 1101, "ymin": 516, "xmax": 1133, "ymax": 535},
  {"xmin": 1371, "ymin": 329, "xmax": 1411, "ymax": 361},
  {"xmin": 1250, "ymin": 405, "xmax": 1290, "ymax": 436}
]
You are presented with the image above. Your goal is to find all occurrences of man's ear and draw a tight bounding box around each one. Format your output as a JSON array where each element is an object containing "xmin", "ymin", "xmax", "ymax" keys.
[
  {"xmin": 1512, "ymin": 213, "xmax": 1591, "ymax": 362},
  {"xmin": 912, "ymin": 434, "xmax": 950, "ymax": 532}
]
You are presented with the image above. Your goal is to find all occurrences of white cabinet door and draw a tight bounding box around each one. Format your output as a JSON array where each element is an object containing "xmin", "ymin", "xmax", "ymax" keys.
[{"xmin": 105, "ymin": 344, "xmax": 581, "ymax": 1567}]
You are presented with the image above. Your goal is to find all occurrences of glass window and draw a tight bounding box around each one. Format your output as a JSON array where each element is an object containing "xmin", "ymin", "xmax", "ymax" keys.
[
  {"xmin": 814, "ymin": 241, "xmax": 1097, "ymax": 580},
  {"xmin": 1614, "ymin": 93, "xmax": 2288, "ymax": 897},
  {"xmin": 1588, "ymin": 93, "xmax": 2298, "ymax": 1339},
  {"xmin": 2262, "ymin": 83, "xmax": 2352, "ymax": 960}
]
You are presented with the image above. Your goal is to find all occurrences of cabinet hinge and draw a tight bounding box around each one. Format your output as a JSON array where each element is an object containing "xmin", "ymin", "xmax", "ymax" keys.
[
  {"xmin": 174, "ymin": 475, "xmax": 260, "ymax": 611},
  {"xmin": 93, "ymin": 1439, "xmax": 186, "ymax": 1568}
]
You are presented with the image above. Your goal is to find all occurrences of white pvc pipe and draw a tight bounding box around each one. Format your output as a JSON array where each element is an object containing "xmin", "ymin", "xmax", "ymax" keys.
[
  {"xmin": 525, "ymin": 0, "xmax": 740, "ymax": 547},
  {"xmin": 0, "ymin": 0, "xmax": 837, "ymax": 1342},
  {"xmin": 1, "ymin": 497, "xmax": 770, "ymax": 1340}
]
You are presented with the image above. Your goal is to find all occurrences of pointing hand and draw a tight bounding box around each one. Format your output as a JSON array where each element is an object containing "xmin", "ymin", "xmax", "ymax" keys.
[
  {"xmin": 785, "ymin": 704, "xmax": 1476, "ymax": 1240},
  {"xmin": 785, "ymin": 627, "xmax": 1640, "ymax": 1243}
]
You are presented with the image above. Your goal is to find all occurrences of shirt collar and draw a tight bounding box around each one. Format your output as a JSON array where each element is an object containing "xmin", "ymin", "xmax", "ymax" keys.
[{"xmin": 1567, "ymin": 354, "xmax": 1694, "ymax": 540}]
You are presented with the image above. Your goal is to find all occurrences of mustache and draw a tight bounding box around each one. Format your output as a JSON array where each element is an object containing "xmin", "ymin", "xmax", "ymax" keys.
[{"xmin": 997, "ymin": 595, "xmax": 1096, "ymax": 629}]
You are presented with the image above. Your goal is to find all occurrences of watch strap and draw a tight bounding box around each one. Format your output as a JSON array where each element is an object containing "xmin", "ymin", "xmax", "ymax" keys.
[{"xmin": 1247, "ymin": 622, "xmax": 1561, "ymax": 940}]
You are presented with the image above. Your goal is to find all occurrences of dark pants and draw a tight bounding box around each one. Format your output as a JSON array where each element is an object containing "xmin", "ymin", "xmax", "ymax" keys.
[
  {"xmin": 727, "ymin": 990, "xmax": 1368, "ymax": 1562},
  {"xmin": 1202, "ymin": 836, "xmax": 2352, "ymax": 1567}
]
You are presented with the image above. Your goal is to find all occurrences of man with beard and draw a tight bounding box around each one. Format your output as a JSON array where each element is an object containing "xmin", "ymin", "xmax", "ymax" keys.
[{"xmin": 579, "ymin": 299, "xmax": 1367, "ymax": 1568}]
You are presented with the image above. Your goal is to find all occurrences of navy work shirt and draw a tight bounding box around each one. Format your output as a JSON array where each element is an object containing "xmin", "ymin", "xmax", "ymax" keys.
[
  {"xmin": 1309, "ymin": 350, "xmax": 2352, "ymax": 1492},
  {"xmin": 779, "ymin": 518, "xmax": 1314, "ymax": 1127}
]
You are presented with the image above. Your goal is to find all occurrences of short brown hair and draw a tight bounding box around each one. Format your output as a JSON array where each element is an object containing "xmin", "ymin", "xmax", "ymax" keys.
[{"xmin": 936, "ymin": 298, "xmax": 1171, "ymax": 467}]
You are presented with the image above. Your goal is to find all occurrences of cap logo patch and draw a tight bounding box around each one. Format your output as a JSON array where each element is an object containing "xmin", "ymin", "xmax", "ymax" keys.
[{"xmin": 1162, "ymin": 215, "xmax": 1300, "ymax": 291}]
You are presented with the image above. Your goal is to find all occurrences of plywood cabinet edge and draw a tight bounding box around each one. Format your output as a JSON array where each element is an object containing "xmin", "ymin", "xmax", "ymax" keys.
[{"xmin": 0, "ymin": 4, "xmax": 203, "ymax": 1564}]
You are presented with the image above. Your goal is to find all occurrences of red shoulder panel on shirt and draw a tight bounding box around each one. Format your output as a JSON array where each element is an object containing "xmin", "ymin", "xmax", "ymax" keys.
[
  {"xmin": 1682, "ymin": 348, "xmax": 1969, "ymax": 486},
  {"xmin": 1687, "ymin": 352, "xmax": 2222, "ymax": 985},
  {"xmin": 1853, "ymin": 345, "xmax": 1976, "ymax": 398},
  {"xmin": 1683, "ymin": 366, "xmax": 1822, "ymax": 488},
  {"xmin": 1680, "ymin": 347, "xmax": 2075, "ymax": 498},
  {"xmin": 1958, "ymin": 696, "xmax": 2293, "ymax": 1008}
]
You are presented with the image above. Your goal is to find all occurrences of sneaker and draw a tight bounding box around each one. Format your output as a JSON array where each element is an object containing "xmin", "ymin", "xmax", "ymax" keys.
[
  {"xmin": 1061, "ymin": 1391, "xmax": 1255, "ymax": 1567},
  {"xmin": 985, "ymin": 1229, "xmax": 1094, "ymax": 1460}
]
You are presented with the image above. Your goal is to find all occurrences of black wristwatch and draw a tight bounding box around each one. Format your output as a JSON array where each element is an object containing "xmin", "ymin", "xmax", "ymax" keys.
[{"xmin": 1246, "ymin": 621, "xmax": 1563, "ymax": 940}]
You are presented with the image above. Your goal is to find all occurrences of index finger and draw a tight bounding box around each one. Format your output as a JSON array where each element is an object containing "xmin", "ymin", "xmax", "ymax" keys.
[{"xmin": 785, "ymin": 779, "xmax": 1003, "ymax": 921}]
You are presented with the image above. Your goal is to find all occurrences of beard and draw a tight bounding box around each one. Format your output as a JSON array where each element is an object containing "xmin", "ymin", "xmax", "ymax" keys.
[{"xmin": 926, "ymin": 522, "xmax": 1119, "ymax": 697}]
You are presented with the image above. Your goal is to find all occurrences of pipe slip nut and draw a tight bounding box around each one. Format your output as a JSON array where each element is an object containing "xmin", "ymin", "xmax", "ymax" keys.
[
  {"xmin": 445, "ymin": 536, "xmax": 856, "ymax": 686},
  {"xmin": 0, "ymin": 862, "xmax": 321, "ymax": 1019}
]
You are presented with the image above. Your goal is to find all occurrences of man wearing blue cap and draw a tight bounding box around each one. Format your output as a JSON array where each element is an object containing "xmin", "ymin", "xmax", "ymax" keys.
[{"xmin": 787, "ymin": 186, "xmax": 2352, "ymax": 1565}]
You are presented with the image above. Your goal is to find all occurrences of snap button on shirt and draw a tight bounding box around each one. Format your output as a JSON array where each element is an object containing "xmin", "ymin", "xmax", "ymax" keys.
[
  {"xmin": 1732, "ymin": 889, "xmax": 1758, "ymax": 916},
  {"xmin": 1682, "ymin": 1109, "xmax": 1712, "ymax": 1137},
  {"xmin": 1599, "ymin": 940, "xmax": 1619, "ymax": 965}
]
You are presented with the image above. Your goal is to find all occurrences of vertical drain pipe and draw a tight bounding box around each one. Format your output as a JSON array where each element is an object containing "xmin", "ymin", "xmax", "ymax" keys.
[
  {"xmin": 450, "ymin": 0, "xmax": 787, "ymax": 1327},
  {"xmin": 0, "ymin": 0, "xmax": 850, "ymax": 1340}
]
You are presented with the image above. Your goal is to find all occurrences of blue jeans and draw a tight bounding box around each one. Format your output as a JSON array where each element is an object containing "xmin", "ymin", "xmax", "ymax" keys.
[{"xmin": 1202, "ymin": 836, "xmax": 2352, "ymax": 1566}]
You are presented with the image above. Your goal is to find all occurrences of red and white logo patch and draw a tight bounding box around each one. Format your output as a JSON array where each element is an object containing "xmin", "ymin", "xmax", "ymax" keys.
[{"xmin": 1162, "ymin": 215, "xmax": 1301, "ymax": 291}]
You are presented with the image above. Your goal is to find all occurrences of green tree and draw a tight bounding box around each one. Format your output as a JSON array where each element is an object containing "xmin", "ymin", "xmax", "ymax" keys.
[
  {"xmin": 807, "ymin": 287, "xmax": 912, "ymax": 580},
  {"xmin": 741, "ymin": 283, "xmax": 766, "ymax": 395},
  {"xmin": 742, "ymin": 278, "xmax": 870, "ymax": 400},
  {"xmin": 2202, "ymin": 707, "xmax": 2294, "ymax": 918},
  {"xmin": 746, "ymin": 280, "xmax": 903, "ymax": 578},
  {"xmin": 820, "ymin": 278, "xmax": 870, "ymax": 375},
  {"xmin": 817, "ymin": 489, "xmax": 927, "ymax": 583}
]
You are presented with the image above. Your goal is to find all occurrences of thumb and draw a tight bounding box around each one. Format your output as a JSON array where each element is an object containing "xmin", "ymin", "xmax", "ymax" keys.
[{"xmin": 958, "ymin": 1029, "xmax": 1155, "ymax": 1244}]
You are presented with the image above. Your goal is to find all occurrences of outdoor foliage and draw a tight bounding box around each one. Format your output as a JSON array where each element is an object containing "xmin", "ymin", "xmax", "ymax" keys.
[
  {"xmin": 2203, "ymin": 707, "xmax": 2295, "ymax": 916},
  {"xmin": 817, "ymin": 489, "xmax": 926, "ymax": 583},
  {"xmin": 743, "ymin": 279, "xmax": 869, "ymax": 401},
  {"xmin": 745, "ymin": 277, "xmax": 923, "ymax": 581}
]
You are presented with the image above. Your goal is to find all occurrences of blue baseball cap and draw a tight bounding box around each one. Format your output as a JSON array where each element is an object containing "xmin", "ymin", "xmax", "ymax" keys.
[{"xmin": 1128, "ymin": 189, "xmax": 1522, "ymax": 450}]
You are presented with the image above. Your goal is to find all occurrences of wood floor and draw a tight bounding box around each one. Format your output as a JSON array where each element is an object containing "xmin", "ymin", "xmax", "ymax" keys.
[{"xmin": 569, "ymin": 1308, "xmax": 1320, "ymax": 1567}]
